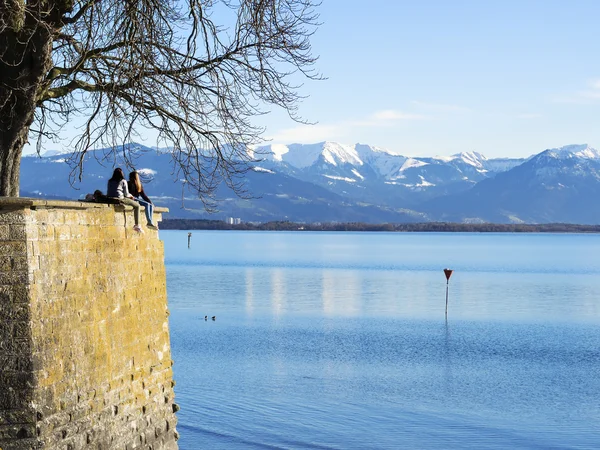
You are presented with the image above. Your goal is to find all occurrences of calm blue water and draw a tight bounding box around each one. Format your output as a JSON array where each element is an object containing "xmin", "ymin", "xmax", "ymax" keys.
[{"xmin": 164, "ymin": 231, "xmax": 600, "ymax": 449}]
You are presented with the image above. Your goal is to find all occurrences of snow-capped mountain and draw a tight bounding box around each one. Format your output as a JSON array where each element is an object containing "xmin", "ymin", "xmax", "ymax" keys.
[
  {"xmin": 40, "ymin": 149, "xmax": 72, "ymax": 158},
  {"xmin": 260, "ymin": 142, "xmax": 363, "ymax": 168},
  {"xmin": 19, "ymin": 142, "xmax": 600, "ymax": 223},
  {"xmin": 422, "ymin": 144, "xmax": 600, "ymax": 223},
  {"xmin": 540, "ymin": 143, "xmax": 600, "ymax": 160},
  {"xmin": 253, "ymin": 142, "xmax": 524, "ymax": 207}
]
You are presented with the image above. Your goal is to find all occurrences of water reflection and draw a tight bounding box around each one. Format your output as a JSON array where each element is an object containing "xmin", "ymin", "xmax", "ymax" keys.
[
  {"xmin": 320, "ymin": 270, "xmax": 361, "ymax": 316},
  {"xmin": 443, "ymin": 320, "xmax": 454, "ymax": 398},
  {"xmin": 167, "ymin": 264, "xmax": 600, "ymax": 323},
  {"xmin": 164, "ymin": 231, "xmax": 600, "ymax": 323},
  {"xmin": 270, "ymin": 268, "xmax": 285, "ymax": 316},
  {"xmin": 244, "ymin": 268, "xmax": 253, "ymax": 315}
]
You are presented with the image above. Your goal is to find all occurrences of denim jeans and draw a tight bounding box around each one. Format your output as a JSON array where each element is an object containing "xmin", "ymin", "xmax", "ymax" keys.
[{"xmin": 136, "ymin": 198, "xmax": 154, "ymax": 225}]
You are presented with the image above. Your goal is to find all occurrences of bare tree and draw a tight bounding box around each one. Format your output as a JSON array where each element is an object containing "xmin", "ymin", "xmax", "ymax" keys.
[{"xmin": 0, "ymin": 0, "xmax": 320, "ymax": 204}]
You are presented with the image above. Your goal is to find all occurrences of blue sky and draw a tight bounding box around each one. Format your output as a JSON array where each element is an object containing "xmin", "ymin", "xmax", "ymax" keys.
[
  {"xmin": 260, "ymin": 0, "xmax": 600, "ymax": 158},
  {"xmin": 34, "ymin": 1, "xmax": 600, "ymax": 159}
]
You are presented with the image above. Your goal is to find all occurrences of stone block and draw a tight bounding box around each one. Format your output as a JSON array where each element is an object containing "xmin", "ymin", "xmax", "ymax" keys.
[
  {"xmin": 9, "ymin": 224, "xmax": 27, "ymax": 241},
  {"xmin": 28, "ymin": 240, "xmax": 40, "ymax": 257},
  {"xmin": 0, "ymin": 270, "xmax": 28, "ymax": 286},
  {"xmin": 0, "ymin": 409, "xmax": 35, "ymax": 425},
  {"xmin": 0, "ymin": 423, "xmax": 36, "ymax": 439},
  {"xmin": 0, "ymin": 256, "xmax": 12, "ymax": 271},
  {"xmin": 0, "ymin": 225, "xmax": 9, "ymax": 240},
  {"xmin": 0, "ymin": 301, "xmax": 29, "ymax": 322},
  {"xmin": 0, "ymin": 241, "xmax": 27, "ymax": 257},
  {"xmin": 0, "ymin": 210, "xmax": 27, "ymax": 224},
  {"xmin": 11, "ymin": 286, "xmax": 30, "ymax": 304},
  {"xmin": 11, "ymin": 257, "xmax": 28, "ymax": 271},
  {"xmin": 54, "ymin": 225, "xmax": 71, "ymax": 241},
  {"xmin": 36, "ymin": 224, "xmax": 53, "ymax": 241}
]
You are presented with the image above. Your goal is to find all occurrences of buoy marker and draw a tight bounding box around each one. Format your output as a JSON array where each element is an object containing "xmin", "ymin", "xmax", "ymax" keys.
[{"xmin": 444, "ymin": 268, "xmax": 453, "ymax": 317}]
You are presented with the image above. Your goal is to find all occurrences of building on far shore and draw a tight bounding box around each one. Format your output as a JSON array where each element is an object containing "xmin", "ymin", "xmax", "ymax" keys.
[{"xmin": 225, "ymin": 217, "xmax": 242, "ymax": 225}]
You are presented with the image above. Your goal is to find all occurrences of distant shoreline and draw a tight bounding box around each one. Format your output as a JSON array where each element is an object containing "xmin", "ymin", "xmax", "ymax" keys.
[{"xmin": 160, "ymin": 219, "xmax": 600, "ymax": 233}]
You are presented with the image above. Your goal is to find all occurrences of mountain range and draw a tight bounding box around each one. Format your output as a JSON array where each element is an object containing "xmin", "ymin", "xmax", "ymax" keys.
[{"xmin": 18, "ymin": 142, "xmax": 600, "ymax": 224}]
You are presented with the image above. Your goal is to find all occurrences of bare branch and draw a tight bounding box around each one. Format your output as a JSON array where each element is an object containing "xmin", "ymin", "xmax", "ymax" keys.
[{"xmin": 0, "ymin": 0, "xmax": 321, "ymax": 202}]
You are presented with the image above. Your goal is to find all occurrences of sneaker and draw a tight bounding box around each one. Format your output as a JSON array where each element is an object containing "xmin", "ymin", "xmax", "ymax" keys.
[
  {"xmin": 147, "ymin": 223, "xmax": 159, "ymax": 230},
  {"xmin": 133, "ymin": 225, "xmax": 143, "ymax": 233}
]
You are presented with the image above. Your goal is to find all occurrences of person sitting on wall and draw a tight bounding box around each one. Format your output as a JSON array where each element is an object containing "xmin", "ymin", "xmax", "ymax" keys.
[
  {"xmin": 128, "ymin": 171, "xmax": 158, "ymax": 230},
  {"xmin": 107, "ymin": 168, "xmax": 143, "ymax": 233},
  {"xmin": 84, "ymin": 189, "xmax": 108, "ymax": 202},
  {"xmin": 93, "ymin": 189, "xmax": 108, "ymax": 202}
]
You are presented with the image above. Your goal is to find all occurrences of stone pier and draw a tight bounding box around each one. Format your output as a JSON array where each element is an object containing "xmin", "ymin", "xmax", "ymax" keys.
[{"xmin": 0, "ymin": 199, "xmax": 178, "ymax": 449}]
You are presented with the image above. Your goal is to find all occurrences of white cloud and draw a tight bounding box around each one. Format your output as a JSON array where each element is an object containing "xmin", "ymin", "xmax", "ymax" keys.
[{"xmin": 138, "ymin": 168, "xmax": 157, "ymax": 176}]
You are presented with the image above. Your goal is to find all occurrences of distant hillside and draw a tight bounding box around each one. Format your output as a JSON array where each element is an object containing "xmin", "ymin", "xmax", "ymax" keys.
[
  {"xmin": 421, "ymin": 144, "xmax": 600, "ymax": 224},
  {"xmin": 19, "ymin": 142, "xmax": 600, "ymax": 224}
]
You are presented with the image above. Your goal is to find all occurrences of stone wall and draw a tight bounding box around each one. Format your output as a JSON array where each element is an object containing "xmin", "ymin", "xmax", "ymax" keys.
[{"xmin": 0, "ymin": 199, "xmax": 178, "ymax": 449}]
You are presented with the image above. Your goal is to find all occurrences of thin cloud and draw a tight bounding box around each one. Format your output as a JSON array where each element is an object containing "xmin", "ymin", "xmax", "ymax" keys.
[
  {"xmin": 555, "ymin": 78, "xmax": 600, "ymax": 104},
  {"xmin": 515, "ymin": 113, "xmax": 542, "ymax": 119},
  {"xmin": 269, "ymin": 108, "xmax": 428, "ymax": 142},
  {"xmin": 411, "ymin": 101, "xmax": 471, "ymax": 113},
  {"xmin": 267, "ymin": 124, "xmax": 344, "ymax": 144},
  {"xmin": 267, "ymin": 108, "xmax": 430, "ymax": 144},
  {"xmin": 371, "ymin": 109, "xmax": 429, "ymax": 121},
  {"xmin": 578, "ymin": 90, "xmax": 600, "ymax": 100}
]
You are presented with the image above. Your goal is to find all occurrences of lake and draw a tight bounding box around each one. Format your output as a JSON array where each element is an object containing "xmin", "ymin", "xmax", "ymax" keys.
[{"xmin": 163, "ymin": 231, "xmax": 600, "ymax": 449}]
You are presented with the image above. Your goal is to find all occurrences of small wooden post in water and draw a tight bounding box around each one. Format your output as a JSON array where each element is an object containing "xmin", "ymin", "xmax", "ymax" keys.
[
  {"xmin": 188, "ymin": 232, "xmax": 192, "ymax": 249},
  {"xmin": 444, "ymin": 268, "xmax": 453, "ymax": 317}
]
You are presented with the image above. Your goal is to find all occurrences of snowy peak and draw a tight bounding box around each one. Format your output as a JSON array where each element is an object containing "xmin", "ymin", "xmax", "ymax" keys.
[
  {"xmin": 320, "ymin": 141, "xmax": 362, "ymax": 167},
  {"xmin": 256, "ymin": 141, "xmax": 525, "ymax": 187},
  {"xmin": 431, "ymin": 151, "xmax": 488, "ymax": 168},
  {"xmin": 399, "ymin": 158, "xmax": 428, "ymax": 172},
  {"xmin": 354, "ymin": 143, "xmax": 407, "ymax": 178},
  {"xmin": 264, "ymin": 144, "xmax": 290, "ymax": 162},
  {"xmin": 453, "ymin": 151, "xmax": 488, "ymax": 168},
  {"xmin": 542, "ymin": 144, "xmax": 600, "ymax": 160},
  {"xmin": 258, "ymin": 141, "xmax": 363, "ymax": 168},
  {"xmin": 40, "ymin": 149, "xmax": 72, "ymax": 158},
  {"xmin": 354, "ymin": 143, "xmax": 396, "ymax": 157}
]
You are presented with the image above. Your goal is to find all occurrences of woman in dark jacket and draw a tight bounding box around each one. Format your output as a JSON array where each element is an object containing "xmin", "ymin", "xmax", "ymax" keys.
[
  {"xmin": 128, "ymin": 171, "xmax": 158, "ymax": 230},
  {"xmin": 107, "ymin": 168, "xmax": 142, "ymax": 233}
]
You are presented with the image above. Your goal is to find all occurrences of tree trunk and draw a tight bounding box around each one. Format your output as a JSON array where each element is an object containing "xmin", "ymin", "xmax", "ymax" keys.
[
  {"xmin": 0, "ymin": 126, "xmax": 29, "ymax": 197},
  {"xmin": 0, "ymin": 8, "xmax": 55, "ymax": 197},
  {"xmin": 0, "ymin": 72, "xmax": 38, "ymax": 197}
]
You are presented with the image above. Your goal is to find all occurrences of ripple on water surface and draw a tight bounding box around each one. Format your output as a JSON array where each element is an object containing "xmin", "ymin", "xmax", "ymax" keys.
[
  {"xmin": 162, "ymin": 231, "xmax": 600, "ymax": 449},
  {"xmin": 171, "ymin": 313, "xmax": 600, "ymax": 449}
]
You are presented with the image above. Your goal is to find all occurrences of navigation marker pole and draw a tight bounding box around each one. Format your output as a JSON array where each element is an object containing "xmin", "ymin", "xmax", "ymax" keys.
[{"xmin": 444, "ymin": 268, "xmax": 454, "ymax": 317}]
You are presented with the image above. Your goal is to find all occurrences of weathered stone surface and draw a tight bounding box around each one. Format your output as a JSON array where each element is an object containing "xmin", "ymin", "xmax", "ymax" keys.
[{"xmin": 0, "ymin": 199, "xmax": 177, "ymax": 449}]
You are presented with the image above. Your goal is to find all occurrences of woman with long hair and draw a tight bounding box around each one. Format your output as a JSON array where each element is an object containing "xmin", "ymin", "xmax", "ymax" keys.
[
  {"xmin": 107, "ymin": 168, "xmax": 142, "ymax": 233},
  {"xmin": 128, "ymin": 171, "xmax": 158, "ymax": 230}
]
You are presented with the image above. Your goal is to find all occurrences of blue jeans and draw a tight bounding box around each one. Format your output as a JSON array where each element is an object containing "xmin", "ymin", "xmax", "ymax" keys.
[{"xmin": 136, "ymin": 198, "xmax": 154, "ymax": 225}]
